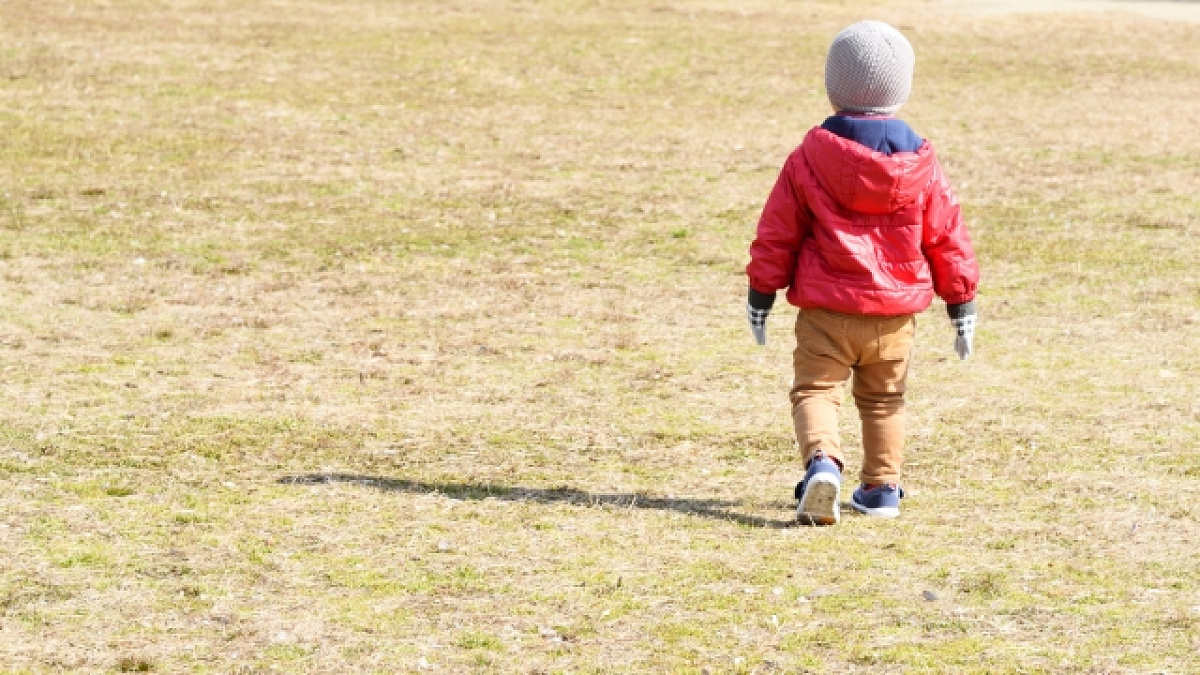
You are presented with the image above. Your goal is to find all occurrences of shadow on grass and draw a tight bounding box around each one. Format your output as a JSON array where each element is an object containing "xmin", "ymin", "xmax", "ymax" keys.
[{"xmin": 278, "ymin": 473, "xmax": 796, "ymax": 529}]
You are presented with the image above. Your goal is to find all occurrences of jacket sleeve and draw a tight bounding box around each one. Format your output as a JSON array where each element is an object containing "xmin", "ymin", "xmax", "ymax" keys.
[
  {"xmin": 921, "ymin": 157, "xmax": 979, "ymax": 305},
  {"xmin": 746, "ymin": 155, "xmax": 811, "ymax": 294}
]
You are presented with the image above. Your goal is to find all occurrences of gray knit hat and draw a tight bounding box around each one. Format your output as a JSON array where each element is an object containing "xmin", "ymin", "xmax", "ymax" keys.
[{"xmin": 825, "ymin": 21, "xmax": 915, "ymax": 115}]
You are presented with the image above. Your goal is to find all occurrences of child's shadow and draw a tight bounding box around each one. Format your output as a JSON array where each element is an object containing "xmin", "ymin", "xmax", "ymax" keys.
[{"xmin": 277, "ymin": 473, "xmax": 797, "ymax": 529}]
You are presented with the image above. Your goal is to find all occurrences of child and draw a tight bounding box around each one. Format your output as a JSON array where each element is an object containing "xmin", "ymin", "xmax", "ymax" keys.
[{"xmin": 745, "ymin": 21, "xmax": 979, "ymax": 525}]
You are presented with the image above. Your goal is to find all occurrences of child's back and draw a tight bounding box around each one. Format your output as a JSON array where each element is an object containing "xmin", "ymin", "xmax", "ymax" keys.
[{"xmin": 744, "ymin": 21, "xmax": 979, "ymax": 525}]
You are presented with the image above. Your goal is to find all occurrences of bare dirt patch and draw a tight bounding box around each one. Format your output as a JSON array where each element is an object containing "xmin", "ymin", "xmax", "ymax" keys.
[{"xmin": 952, "ymin": 0, "xmax": 1200, "ymax": 21}]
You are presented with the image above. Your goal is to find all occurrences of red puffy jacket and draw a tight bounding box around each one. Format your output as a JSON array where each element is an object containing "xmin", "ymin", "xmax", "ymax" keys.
[{"xmin": 747, "ymin": 127, "xmax": 978, "ymax": 315}]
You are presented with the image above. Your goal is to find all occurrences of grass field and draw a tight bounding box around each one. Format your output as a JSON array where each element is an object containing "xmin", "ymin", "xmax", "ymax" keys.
[{"xmin": 3, "ymin": 0, "xmax": 1200, "ymax": 672}]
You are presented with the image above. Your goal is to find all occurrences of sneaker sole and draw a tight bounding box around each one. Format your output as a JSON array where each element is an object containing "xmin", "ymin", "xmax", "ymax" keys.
[
  {"xmin": 849, "ymin": 500, "xmax": 899, "ymax": 518},
  {"xmin": 797, "ymin": 474, "xmax": 840, "ymax": 526}
]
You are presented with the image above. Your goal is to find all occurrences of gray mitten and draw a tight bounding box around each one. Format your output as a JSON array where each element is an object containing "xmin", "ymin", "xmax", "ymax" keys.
[
  {"xmin": 947, "ymin": 301, "xmax": 976, "ymax": 361},
  {"xmin": 747, "ymin": 287, "xmax": 775, "ymax": 346}
]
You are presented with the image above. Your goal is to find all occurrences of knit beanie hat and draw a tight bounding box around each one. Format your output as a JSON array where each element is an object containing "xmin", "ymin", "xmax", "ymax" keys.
[{"xmin": 825, "ymin": 21, "xmax": 915, "ymax": 115}]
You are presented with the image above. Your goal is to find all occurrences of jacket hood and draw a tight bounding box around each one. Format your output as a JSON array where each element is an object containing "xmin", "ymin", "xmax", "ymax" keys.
[{"xmin": 801, "ymin": 127, "xmax": 935, "ymax": 215}]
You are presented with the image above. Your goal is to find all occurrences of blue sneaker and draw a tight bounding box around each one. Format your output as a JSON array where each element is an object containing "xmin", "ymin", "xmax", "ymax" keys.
[
  {"xmin": 850, "ymin": 483, "xmax": 904, "ymax": 518},
  {"xmin": 794, "ymin": 452, "xmax": 842, "ymax": 526}
]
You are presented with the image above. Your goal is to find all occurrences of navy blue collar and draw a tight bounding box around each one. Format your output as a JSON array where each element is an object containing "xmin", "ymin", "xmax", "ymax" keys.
[{"xmin": 821, "ymin": 114, "xmax": 923, "ymax": 156}]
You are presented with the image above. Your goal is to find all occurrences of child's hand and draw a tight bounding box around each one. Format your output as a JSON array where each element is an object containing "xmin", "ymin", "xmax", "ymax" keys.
[
  {"xmin": 947, "ymin": 301, "xmax": 976, "ymax": 360},
  {"xmin": 747, "ymin": 287, "xmax": 775, "ymax": 346}
]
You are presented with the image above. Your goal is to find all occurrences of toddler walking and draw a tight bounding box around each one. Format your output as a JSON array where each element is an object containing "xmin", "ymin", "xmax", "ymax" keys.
[{"xmin": 745, "ymin": 21, "xmax": 979, "ymax": 525}]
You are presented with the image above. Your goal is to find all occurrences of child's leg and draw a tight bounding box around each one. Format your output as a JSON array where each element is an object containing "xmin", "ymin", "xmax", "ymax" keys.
[
  {"xmin": 851, "ymin": 314, "xmax": 916, "ymax": 486},
  {"xmin": 790, "ymin": 309, "xmax": 854, "ymax": 469}
]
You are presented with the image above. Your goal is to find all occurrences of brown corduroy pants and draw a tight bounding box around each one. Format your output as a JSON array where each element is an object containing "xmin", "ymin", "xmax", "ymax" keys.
[{"xmin": 790, "ymin": 308, "xmax": 916, "ymax": 486}]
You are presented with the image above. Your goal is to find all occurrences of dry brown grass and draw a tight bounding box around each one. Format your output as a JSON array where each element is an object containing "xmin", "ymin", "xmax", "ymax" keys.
[{"xmin": 2, "ymin": 0, "xmax": 1200, "ymax": 672}]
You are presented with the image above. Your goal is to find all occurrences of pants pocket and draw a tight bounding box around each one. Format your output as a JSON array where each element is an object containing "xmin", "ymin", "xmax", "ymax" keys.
[{"xmin": 876, "ymin": 315, "xmax": 915, "ymax": 361}]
